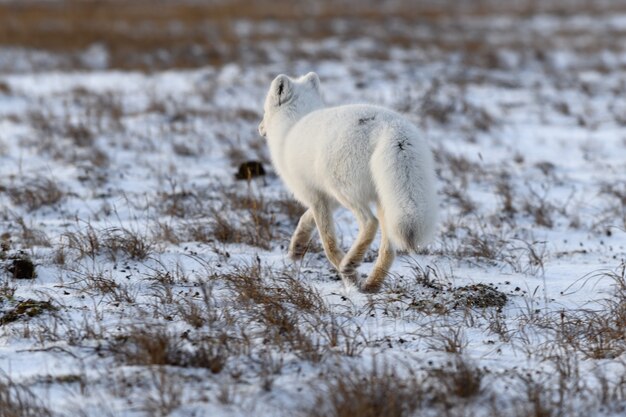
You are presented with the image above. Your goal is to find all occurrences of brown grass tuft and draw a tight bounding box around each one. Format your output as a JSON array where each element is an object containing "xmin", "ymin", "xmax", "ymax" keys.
[
  {"xmin": 62, "ymin": 225, "xmax": 154, "ymax": 262},
  {"xmin": 6, "ymin": 177, "xmax": 64, "ymax": 211},
  {"xmin": 550, "ymin": 264, "xmax": 626, "ymax": 359},
  {"xmin": 303, "ymin": 361, "xmax": 422, "ymax": 417},
  {"xmin": 427, "ymin": 355, "xmax": 483, "ymax": 402},
  {"xmin": 109, "ymin": 326, "xmax": 231, "ymax": 374},
  {"xmin": 223, "ymin": 262, "xmax": 347, "ymax": 361},
  {"xmin": 0, "ymin": 375, "xmax": 53, "ymax": 417}
]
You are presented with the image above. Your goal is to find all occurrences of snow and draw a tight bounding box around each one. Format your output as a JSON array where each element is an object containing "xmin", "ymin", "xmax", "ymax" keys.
[{"xmin": 0, "ymin": 7, "xmax": 626, "ymax": 417}]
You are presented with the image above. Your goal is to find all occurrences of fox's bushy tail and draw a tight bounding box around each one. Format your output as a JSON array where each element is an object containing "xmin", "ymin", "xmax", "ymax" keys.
[{"xmin": 370, "ymin": 127, "xmax": 438, "ymax": 252}]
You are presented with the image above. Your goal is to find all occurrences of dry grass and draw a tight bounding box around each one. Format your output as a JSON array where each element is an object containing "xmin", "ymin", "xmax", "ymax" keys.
[
  {"xmin": 158, "ymin": 180, "xmax": 204, "ymax": 219},
  {"xmin": 109, "ymin": 326, "xmax": 231, "ymax": 374},
  {"xmin": 207, "ymin": 203, "xmax": 275, "ymax": 250},
  {"xmin": 188, "ymin": 186, "xmax": 299, "ymax": 250},
  {"xmin": 156, "ymin": 181, "xmax": 293, "ymax": 250},
  {"xmin": 545, "ymin": 264, "xmax": 626, "ymax": 359},
  {"xmin": 427, "ymin": 326, "xmax": 468, "ymax": 354},
  {"xmin": 28, "ymin": 110, "xmax": 94, "ymax": 148},
  {"xmin": 10, "ymin": 217, "xmax": 51, "ymax": 248},
  {"xmin": 427, "ymin": 355, "xmax": 483, "ymax": 403},
  {"xmin": 62, "ymin": 224, "xmax": 154, "ymax": 262},
  {"xmin": 0, "ymin": 279, "xmax": 16, "ymax": 301},
  {"xmin": 599, "ymin": 183, "xmax": 626, "ymax": 229},
  {"xmin": 5, "ymin": 177, "xmax": 64, "ymax": 212},
  {"xmin": 0, "ymin": 375, "xmax": 52, "ymax": 417},
  {"xmin": 62, "ymin": 267, "xmax": 136, "ymax": 304},
  {"xmin": 1, "ymin": 0, "xmax": 624, "ymax": 71},
  {"xmin": 521, "ymin": 186, "xmax": 558, "ymax": 229},
  {"xmin": 99, "ymin": 227, "xmax": 155, "ymax": 262},
  {"xmin": 222, "ymin": 262, "xmax": 366, "ymax": 361},
  {"xmin": 141, "ymin": 368, "xmax": 183, "ymax": 417},
  {"xmin": 224, "ymin": 263, "xmax": 324, "ymax": 361},
  {"xmin": 25, "ymin": 114, "xmax": 110, "ymax": 170},
  {"xmin": 439, "ymin": 217, "xmax": 547, "ymax": 275},
  {"xmin": 496, "ymin": 172, "xmax": 517, "ymax": 219},
  {"xmin": 304, "ymin": 361, "xmax": 422, "ymax": 417}
]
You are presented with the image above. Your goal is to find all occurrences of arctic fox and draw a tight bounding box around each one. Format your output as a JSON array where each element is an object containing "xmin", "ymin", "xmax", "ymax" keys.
[{"xmin": 259, "ymin": 72, "xmax": 438, "ymax": 293}]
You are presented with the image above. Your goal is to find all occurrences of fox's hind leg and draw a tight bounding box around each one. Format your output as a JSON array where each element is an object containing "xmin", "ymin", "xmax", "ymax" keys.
[
  {"xmin": 361, "ymin": 204, "xmax": 395, "ymax": 293},
  {"xmin": 338, "ymin": 206, "xmax": 378, "ymax": 287},
  {"xmin": 288, "ymin": 209, "xmax": 316, "ymax": 260},
  {"xmin": 311, "ymin": 200, "xmax": 345, "ymax": 270}
]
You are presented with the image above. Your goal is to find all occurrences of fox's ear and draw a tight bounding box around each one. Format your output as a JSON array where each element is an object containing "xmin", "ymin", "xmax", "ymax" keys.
[
  {"xmin": 304, "ymin": 72, "xmax": 320, "ymax": 90},
  {"xmin": 272, "ymin": 74, "xmax": 293, "ymax": 106}
]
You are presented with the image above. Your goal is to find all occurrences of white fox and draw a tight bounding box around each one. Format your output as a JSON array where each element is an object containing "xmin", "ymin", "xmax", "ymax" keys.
[{"xmin": 259, "ymin": 72, "xmax": 438, "ymax": 293}]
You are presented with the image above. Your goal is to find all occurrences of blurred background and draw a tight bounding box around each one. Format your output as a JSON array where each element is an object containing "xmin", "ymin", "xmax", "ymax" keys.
[
  {"xmin": 1, "ymin": 4, "xmax": 625, "ymax": 416},
  {"xmin": 1, "ymin": 0, "xmax": 626, "ymax": 72}
]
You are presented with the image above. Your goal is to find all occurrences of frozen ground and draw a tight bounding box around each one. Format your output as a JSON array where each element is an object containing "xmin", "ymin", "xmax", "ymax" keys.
[{"xmin": 0, "ymin": 5, "xmax": 626, "ymax": 417}]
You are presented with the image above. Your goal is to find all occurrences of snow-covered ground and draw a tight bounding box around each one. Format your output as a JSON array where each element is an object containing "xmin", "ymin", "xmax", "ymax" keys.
[{"xmin": 0, "ymin": 6, "xmax": 625, "ymax": 417}]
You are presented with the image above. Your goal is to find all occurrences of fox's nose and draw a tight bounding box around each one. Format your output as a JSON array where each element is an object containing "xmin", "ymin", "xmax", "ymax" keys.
[{"xmin": 258, "ymin": 120, "xmax": 267, "ymax": 137}]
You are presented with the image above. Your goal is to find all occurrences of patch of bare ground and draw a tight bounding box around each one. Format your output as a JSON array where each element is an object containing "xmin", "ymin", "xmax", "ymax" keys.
[{"xmin": 1, "ymin": 1, "xmax": 625, "ymax": 70}]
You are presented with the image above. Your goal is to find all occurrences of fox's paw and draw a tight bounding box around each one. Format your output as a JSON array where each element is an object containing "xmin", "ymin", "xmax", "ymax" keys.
[
  {"xmin": 339, "ymin": 260, "xmax": 359, "ymax": 286},
  {"xmin": 340, "ymin": 274, "xmax": 358, "ymax": 288},
  {"xmin": 360, "ymin": 282, "xmax": 382, "ymax": 294},
  {"xmin": 288, "ymin": 249, "xmax": 306, "ymax": 261}
]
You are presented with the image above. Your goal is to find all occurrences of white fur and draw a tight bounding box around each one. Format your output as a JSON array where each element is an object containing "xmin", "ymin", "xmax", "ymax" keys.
[{"xmin": 259, "ymin": 72, "xmax": 438, "ymax": 292}]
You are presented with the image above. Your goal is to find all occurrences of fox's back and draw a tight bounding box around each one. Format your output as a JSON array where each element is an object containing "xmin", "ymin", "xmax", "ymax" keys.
[
  {"xmin": 295, "ymin": 104, "xmax": 413, "ymax": 141},
  {"xmin": 285, "ymin": 103, "xmax": 415, "ymax": 157},
  {"xmin": 280, "ymin": 104, "xmax": 421, "ymax": 206}
]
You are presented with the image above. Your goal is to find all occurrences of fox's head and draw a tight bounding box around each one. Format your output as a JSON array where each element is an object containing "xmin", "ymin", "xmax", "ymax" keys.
[{"xmin": 258, "ymin": 72, "xmax": 323, "ymax": 138}]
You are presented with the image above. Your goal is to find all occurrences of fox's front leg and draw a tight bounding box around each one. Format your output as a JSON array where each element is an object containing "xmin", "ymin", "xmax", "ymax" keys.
[{"xmin": 288, "ymin": 209, "xmax": 316, "ymax": 259}]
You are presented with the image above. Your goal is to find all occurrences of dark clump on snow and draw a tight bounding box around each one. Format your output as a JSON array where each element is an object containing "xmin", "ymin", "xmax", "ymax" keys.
[
  {"xmin": 6, "ymin": 252, "xmax": 37, "ymax": 280},
  {"xmin": 0, "ymin": 299, "xmax": 56, "ymax": 325},
  {"xmin": 452, "ymin": 283, "xmax": 507, "ymax": 309},
  {"xmin": 235, "ymin": 161, "xmax": 265, "ymax": 180}
]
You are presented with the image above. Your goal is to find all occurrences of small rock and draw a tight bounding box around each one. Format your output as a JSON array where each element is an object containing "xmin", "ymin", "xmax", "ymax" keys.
[{"xmin": 7, "ymin": 255, "xmax": 36, "ymax": 279}]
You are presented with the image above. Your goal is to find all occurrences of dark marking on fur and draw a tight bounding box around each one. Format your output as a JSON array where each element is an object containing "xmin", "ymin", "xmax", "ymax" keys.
[
  {"xmin": 278, "ymin": 80, "xmax": 284, "ymax": 106},
  {"xmin": 403, "ymin": 226, "xmax": 419, "ymax": 253},
  {"xmin": 397, "ymin": 137, "xmax": 411, "ymax": 151},
  {"xmin": 405, "ymin": 227, "xmax": 415, "ymax": 247},
  {"xmin": 358, "ymin": 115, "xmax": 376, "ymax": 125}
]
